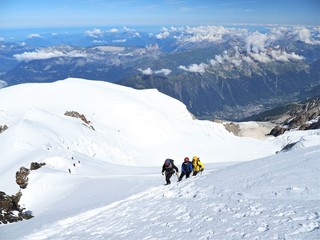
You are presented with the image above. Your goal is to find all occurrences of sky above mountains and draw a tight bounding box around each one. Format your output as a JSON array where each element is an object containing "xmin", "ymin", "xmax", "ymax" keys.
[{"xmin": 0, "ymin": 0, "xmax": 319, "ymax": 29}]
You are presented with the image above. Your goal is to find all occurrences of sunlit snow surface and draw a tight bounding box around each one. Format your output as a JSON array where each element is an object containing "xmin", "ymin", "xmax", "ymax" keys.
[{"xmin": 0, "ymin": 78, "xmax": 319, "ymax": 239}]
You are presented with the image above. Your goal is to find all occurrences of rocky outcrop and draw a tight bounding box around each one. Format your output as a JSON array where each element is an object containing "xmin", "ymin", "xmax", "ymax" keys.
[
  {"xmin": 64, "ymin": 111, "xmax": 95, "ymax": 130},
  {"xmin": 279, "ymin": 142, "xmax": 298, "ymax": 152},
  {"xmin": 269, "ymin": 126, "xmax": 287, "ymax": 137},
  {"xmin": 223, "ymin": 122, "xmax": 240, "ymax": 135},
  {"xmin": 15, "ymin": 162, "xmax": 46, "ymax": 189},
  {"xmin": 1, "ymin": 162, "xmax": 46, "ymax": 224},
  {"xmin": 30, "ymin": 162, "xmax": 46, "ymax": 170},
  {"xmin": 0, "ymin": 124, "xmax": 8, "ymax": 134},
  {"xmin": 0, "ymin": 191, "xmax": 33, "ymax": 224},
  {"xmin": 269, "ymin": 98, "xmax": 320, "ymax": 136},
  {"xmin": 16, "ymin": 167, "xmax": 30, "ymax": 189}
]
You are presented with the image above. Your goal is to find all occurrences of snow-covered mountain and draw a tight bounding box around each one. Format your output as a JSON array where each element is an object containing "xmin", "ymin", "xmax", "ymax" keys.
[{"xmin": 0, "ymin": 78, "xmax": 319, "ymax": 239}]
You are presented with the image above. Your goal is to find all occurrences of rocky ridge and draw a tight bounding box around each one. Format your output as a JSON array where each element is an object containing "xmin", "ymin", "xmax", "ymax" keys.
[{"xmin": 268, "ymin": 98, "xmax": 320, "ymax": 136}]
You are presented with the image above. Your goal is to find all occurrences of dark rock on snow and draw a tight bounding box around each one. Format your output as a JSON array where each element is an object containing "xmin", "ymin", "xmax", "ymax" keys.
[{"xmin": 1, "ymin": 162, "xmax": 45, "ymax": 224}]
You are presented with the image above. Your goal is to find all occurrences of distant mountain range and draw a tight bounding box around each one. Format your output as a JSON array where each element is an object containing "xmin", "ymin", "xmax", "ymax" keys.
[{"xmin": 1, "ymin": 25, "xmax": 319, "ymax": 120}]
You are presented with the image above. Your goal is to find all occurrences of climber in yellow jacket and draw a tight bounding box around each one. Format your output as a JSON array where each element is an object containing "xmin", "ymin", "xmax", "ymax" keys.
[{"xmin": 192, "ymin": 156, "xmax": 204, "ymax": 176}]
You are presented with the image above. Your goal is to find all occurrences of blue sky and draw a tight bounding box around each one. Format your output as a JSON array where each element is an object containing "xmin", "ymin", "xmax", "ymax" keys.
[{"xmin": 0, "ymin": 0, "xmax": 319, "ymax": 29}]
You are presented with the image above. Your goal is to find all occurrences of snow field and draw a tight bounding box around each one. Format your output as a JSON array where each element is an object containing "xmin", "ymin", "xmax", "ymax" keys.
[
  {"xmin": 18, "ymin": 145, "xmax": 320, "ymax": 240},
  {"xmin": 0, "ymin": 78, "xmax": 319, "ymax": 239}
]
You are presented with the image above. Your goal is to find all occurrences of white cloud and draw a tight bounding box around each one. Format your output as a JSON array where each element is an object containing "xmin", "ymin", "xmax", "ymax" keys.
[
  {"xmin": 0, "ymin": 37, "xmax": 4, "ymax": 41},
  {"xmin": 179, "ymin": 31, "xmax": 305, "ymax": 73},
  {"xmin": 231, "ymin": 58, "xmax": 242, "ymax": 67},
  {"xmin": 246, "ymin": 31, "xmax": 268, "ymax": 53},
  {"xmin": 287, "ymin": 52, "xmax": 304, "ymax": 60},
  {"xmin": 154, "ymin": 69, "xmax": 172, "ymax": 76},
  {"xmin": 137, "ymin": 67, "xmax": 172, "ymax": 76},
  {"xmin": 243, "ymin": 29, "xmax": 305, "ymax": 63},
  {"xmin": 248, "ymin": 48, "xmax": 304, "ymax": 63},
  {"xmin": 155, "ymin": 31, "xmax": 170, "ymax": 39},
  {"xmin": 270, "ymin": 26, "xmax": 320, "ymax": 45},
  {"xmin": 92, "ymin": 40, "xmax": 106, "ymax": 44},
  {"xmin": 214, "ymin": 55, "xmax": 224, "ymax": 64},
  {"xmin": 14, "ymin": 49, "xmax": 88, "ymax": 61},
  {"xmin": 27, "ymin": 33, "xmax": 42, "ymax": 39},
  {"xmin": 138, "ymin": 67, "xmax": 153, "ymax": 75},
  {"xmin": 109, "ymin": 28, "xmax": 119, "ymax": 33},
  {"xmin": 270, "ymin": 50, "xmax": 289, "ymax": 62},
  {"xmin": 153, "ymin": 25, "xmax": 320, "ymax": 46},
  {"xmin": 293, "ymin": 27, "xmax": 312, "ymax": 44},
  {"xmin": 270, "ymin": 27, "xmax": 289, "ymax": 39},
  {"xmin": 182, "ymin": 26, "xmax": 227, "ymax": 42},
  {"xmin": 291, "ymin": 26, "xmax": 320, "ymax": 45},
  {"xmin": 14, "ymin": 50, "xmax": 64, "ymax": 61},
  {"xmin": 175, "ymin": 25, "xmax": 248, "ymax": 43},
  {"xmin": 178, "ymin": 63, "xmax": 208, "ymax": 74},
  {"xmin": 249, "ymin": 52, "xmax": 271, "ymax": 63},
  {"xmin": 209, "ymin": 59, "xmax": 217, "ymax": 66},
  {"xmin": 123, "ymin": 26, "xmax": 135, "ymax": 32},
  {"xmin": 85, "ymin": 28, "xmax": 103, "ymax": 38},
  {"xmin": 134, "ymin": 32, "xmax": 141, "ymax": 38},
  {"xmin": 243, "ymin": 55, "xmax": 253, "ymax": 63},
  {"xmin": 170, "ymin": 26, "xmax": 177, "ymax": 32},
  {"xmin": 211, "ymin": 50, "xmax": 238, "ymax": 66},
  {"xmin": 112, "ymin": 39, "xmax": 127, "ymax": 43},
  {"xmin": 271, "ymin": 50, "xmax": 304, "ymax": 62}
]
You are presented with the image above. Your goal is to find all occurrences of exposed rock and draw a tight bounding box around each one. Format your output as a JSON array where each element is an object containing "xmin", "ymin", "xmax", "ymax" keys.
[
  {"xmin": 0, "ymin": 124, "xmax": 8, "ymax": 134},
  {"xmin": 0, "ymin": 191, "xmax": 33, "ymax": 224},
  {"xmin": 1, "ymin": 162, "xmax": 45, "ymax": 224},
  {"xmin": 269, "ymin": 126, "xmax": 287, "ymax": 137},
  {"xmin": 16, "ymin": 162, "xmax": 46, "ymax": 188},
  {"xmin": 223, "ymin": 122, "xmax": 240, "ymax": 135},
  {"xmin": 222, "ymin": 121, "xmax": 276, "ymax": 140},
  {"xmin": 278, "ymin": 142, "xmax": 298, "ymax": 153},
  {"xmin": 15, "ymin": 167, "xmax": 30, "ymax": 189},
  {"xmin": 268, "ymin": 98, "xmax": 320, "ymax": 136},
  {"xmin": 213, "ymin": 119, "xmax": 223, "ymax": 124},
  {"xmin": 30, "ymin": 162, "xmax": 46, "ymax": 170},
  {"xmin": 306, "ymin": 118, "xmax": 320, "ymax": 130},
  {"xmin": 64, "ymin": 111, "xmax": 95, "ymax": 130},
  {"xmin": 0, "ymin": 162, "xmax": 45, "ymax": 224}
]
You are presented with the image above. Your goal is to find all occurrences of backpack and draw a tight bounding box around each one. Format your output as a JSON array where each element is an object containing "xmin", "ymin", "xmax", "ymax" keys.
[{"xmin": 164, "ymin": 159, "xmax": 173, "ymax": 167}]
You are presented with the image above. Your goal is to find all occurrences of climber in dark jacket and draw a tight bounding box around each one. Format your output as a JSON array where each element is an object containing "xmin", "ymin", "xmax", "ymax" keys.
[
  {"xmin": 178, "ymin": 157, "xmax": 193, "ymax": 182},
  {"xmin": 162, "ymin": 159, "xmax": 179, "ymax": 185}
]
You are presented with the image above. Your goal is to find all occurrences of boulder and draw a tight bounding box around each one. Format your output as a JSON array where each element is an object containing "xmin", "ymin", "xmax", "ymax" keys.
[{"xmin": 16, "ymin": 167, "xmax": 30, "ymax": 189}]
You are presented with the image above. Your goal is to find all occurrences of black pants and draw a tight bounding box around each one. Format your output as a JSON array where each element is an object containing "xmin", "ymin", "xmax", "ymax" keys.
[
  {"xmin": 193, "ymin": 171, "xmax": 199, "ymax": 176},
  {"xmin": 165, "ymin": 170, "xmax": 175, "ymax": 184},
  {"xmin": 179, "ymin": 171, "xmax": 191, "ymax": 181}
]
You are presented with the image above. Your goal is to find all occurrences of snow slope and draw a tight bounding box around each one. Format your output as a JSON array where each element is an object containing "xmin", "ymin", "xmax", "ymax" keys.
[
  {"xmin": 2, "ymin": 142, "xmax": 319, "ymax": 240},
  {"xmin": 0, "ymin": 78, "xmax": 319, "ymax": 239},
  {"xmin": 33, "ymin": 145, "xmax": 320, "ymax": 240},
  {"xmin": 0, "ymin": 78, "xmax": 279, "ymax": 194}
]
